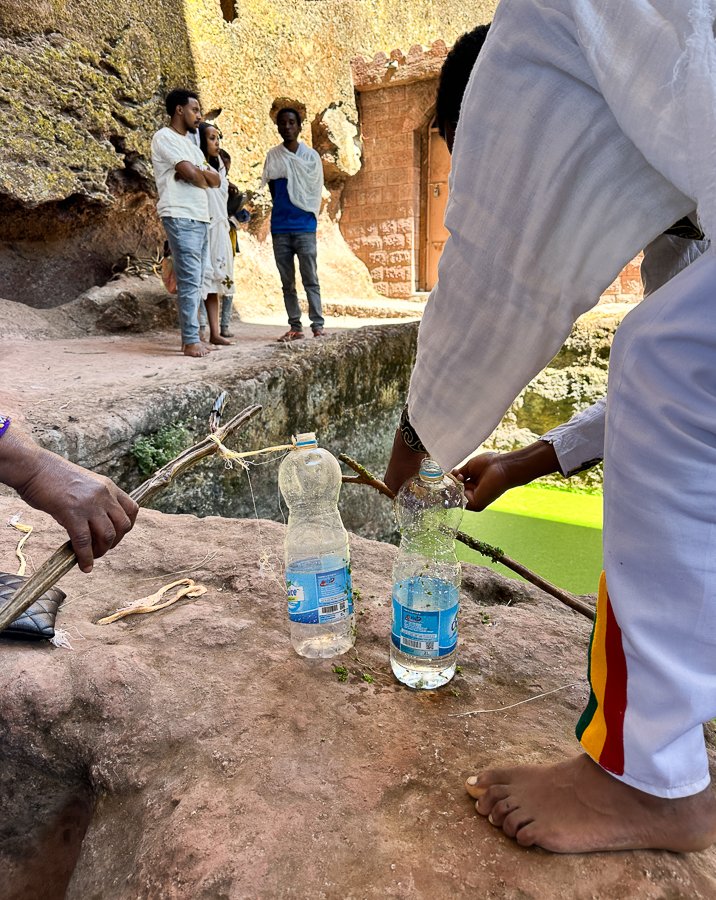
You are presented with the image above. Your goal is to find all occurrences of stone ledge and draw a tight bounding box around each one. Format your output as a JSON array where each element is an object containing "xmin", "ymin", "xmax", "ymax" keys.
[{"xmin": 351, "ymin": 40, "xmax": 449, "ymax": 91}]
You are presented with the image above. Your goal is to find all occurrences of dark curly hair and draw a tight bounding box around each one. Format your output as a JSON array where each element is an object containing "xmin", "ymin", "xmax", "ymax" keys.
[
  {"xmin": 435, "ymin": 25, "xmax": 491, "ymax": 141},
  {"xmin": 165, "ymin": 88, "xmax": 199, "ymax": 116}
]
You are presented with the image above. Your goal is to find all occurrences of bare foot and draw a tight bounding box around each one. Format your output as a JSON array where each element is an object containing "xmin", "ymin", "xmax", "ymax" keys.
[
  {"xmin": 210, "ymin": 334, "xmax": 234, "ymax": 346},
  {"xmin": 200, "ymin": 341, "xmax": 219, "ymax": 352},
  {"xmin": 466, "ymin": 754, "xmax": 716, "ymax": 853},
  {"xmin": 182, "ymin": 343, "xmax": 211, "ymax": 358}
]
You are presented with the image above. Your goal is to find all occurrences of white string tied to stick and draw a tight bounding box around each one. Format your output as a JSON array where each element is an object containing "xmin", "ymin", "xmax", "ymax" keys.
[{"xmin": 207, "ymin": 434, "xmax": 294, "ymax": 470}]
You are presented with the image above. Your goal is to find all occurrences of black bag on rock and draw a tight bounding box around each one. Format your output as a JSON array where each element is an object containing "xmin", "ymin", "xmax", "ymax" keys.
[{"xmin": 0, "ymin": 572, "xmax": 65, "ymax": 640}]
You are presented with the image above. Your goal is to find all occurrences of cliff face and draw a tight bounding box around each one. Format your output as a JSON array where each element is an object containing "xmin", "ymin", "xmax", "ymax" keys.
[
  {"xmin": 0, "ymin": 1, "xmax": 195, "ymax": 305},
  {"xmin": 0, "ymin": 0, "xmax": 495, "ymax": 306}
]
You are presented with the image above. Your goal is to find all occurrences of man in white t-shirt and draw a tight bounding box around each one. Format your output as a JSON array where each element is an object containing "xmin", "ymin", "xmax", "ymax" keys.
[{"xmin": 151, "ymin": 89, "xmax": 220, "ymax": 358}]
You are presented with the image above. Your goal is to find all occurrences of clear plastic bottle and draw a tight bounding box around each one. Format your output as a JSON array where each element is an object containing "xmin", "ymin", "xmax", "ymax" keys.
[
  {"xmin": 390, "ymin": 458, "xmax": 465, "ymax": 689},
  {"xmin": 278, "ymin": 432, "xmax": 355, "ymax": 658}
]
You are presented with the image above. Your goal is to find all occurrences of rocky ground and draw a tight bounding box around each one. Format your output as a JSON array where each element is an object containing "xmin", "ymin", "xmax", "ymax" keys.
[
  {"xmin": 5, "ymin": 274, "xmax": 710, "ymax": 899},
  {"xmin": 3, "ymin": 501, "xmax": 716, "ymax": 899}
]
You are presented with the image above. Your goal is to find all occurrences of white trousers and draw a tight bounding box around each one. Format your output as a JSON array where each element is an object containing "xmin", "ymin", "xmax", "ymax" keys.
[{"xmin": 579, "ymin": 251, "xmax": 716, "ymax": 798}]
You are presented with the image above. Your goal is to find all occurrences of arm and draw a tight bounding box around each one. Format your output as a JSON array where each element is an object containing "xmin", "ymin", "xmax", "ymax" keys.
[
  {"xmin": 174, "ymin": 161, "xmax": 221, "ymax": 188},
  {"xmin": 0, "ymin": 422, "xmax": 138, "ymax": 573},
  {"xmin": 454, "ymin": 397, "xmax": 606, "ymax": 511},
  {"xmin": 384, "ymin": 405, "xmax": 428, "ymax": 495}
]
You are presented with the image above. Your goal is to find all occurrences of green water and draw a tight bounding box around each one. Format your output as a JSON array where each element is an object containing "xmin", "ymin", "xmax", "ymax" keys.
[{"xmin": 456, "ymin": 484, "xmax": 603, "ymax": 595}]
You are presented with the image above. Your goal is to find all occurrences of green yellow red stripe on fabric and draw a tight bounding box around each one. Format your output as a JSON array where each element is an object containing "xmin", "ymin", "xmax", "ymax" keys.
[{"xmin": 576, "ymin": 572, "xmax": 627, "ymax": 775}]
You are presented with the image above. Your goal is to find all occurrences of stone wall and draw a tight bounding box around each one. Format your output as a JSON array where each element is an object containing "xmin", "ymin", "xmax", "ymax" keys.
[
  {"xmin": 600, "ymin": 253, "xmax": 644, "ymax": 304},
  {"xmin": 0, "ymin": 0, "xmax": 497, "ymax": 306}
]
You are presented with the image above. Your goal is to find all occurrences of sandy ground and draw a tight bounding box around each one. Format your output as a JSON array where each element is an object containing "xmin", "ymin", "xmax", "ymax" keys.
[{"xmin": 1, "ymin": 308, "xmax": 419, "ymax": 430}]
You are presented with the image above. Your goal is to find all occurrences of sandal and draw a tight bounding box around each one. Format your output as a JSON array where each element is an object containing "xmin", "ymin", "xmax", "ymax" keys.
[
  {"xmin": 277, "ymin": 330, "xmax": 305, "ymax": 342},
  {"xmin": 312, "ymin": 328, "xmax": 326, "ymax": 337}
]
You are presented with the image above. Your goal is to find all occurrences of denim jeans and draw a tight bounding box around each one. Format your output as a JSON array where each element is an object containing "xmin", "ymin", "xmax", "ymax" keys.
[
  {"xmin": 161, "ymin": 217, "xmax": 209, "ymax": 345},
  {"xmin": 271, "ymin": 232, "xmax": 324, "ymax": 331}
]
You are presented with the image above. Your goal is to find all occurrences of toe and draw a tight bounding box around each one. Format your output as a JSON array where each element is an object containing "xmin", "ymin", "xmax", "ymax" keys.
[
  {"xmin": 514, "ymin": 822, "xmax": 539, "ymax": 848},
  {"xmin": 465, "ymin": 767, "xmax": 513, "ymax": 798},
  {"xmin": 474, "ymin": 784, "xmax": 510, "ymax": 817},
  {"xmin": 486, "ymin": 796, "xmax": 516, "ymax": 827},
  {"xmin": 502, "ymin": 808, "xmax": 534, "ymax": 839}
]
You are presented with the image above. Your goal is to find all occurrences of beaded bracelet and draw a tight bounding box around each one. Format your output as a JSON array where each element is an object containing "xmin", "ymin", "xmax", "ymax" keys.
[{"xmin": 0, "ymin": 415, "xmax": 10, "ymax": 440}]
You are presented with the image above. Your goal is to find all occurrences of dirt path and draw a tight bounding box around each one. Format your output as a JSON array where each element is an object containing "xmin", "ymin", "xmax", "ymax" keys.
[{"xmin": 2, "ymin": 311, "xmax": 418, "ymax": 429}]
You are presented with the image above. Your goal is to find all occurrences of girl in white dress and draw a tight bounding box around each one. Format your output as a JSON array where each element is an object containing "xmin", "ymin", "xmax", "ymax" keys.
[{"xmin": 198, "ymin": 123, "xmax": 234, "ymax": 345}]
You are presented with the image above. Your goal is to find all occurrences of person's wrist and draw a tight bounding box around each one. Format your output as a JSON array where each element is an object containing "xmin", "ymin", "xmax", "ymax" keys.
[
  {"xmin": 0, "ymin": 427, "xmax": 47, "ymax": 494},
  {"xmin": 504, "ymin": 441, "xmax": 560, "ymax": 485}
]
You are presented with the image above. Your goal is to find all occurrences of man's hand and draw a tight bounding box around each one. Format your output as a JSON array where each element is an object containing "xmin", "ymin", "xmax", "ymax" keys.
[
  {"xmin": 0, "ymin": 429, "xmax": 138, "ymax": 573},
  {"xmin": 454, "ymin": 441, "xmax": 561, "ymax": 511},
  {"xmin": 384, "ymin": 426, "xmax": 428, "ymax": 496}
]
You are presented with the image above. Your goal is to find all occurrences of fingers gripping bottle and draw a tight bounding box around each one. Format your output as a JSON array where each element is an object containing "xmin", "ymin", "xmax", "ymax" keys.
[
  {"xmin": 279, "ymin": 432, "xmax": 355, "ymax": 658},
  {"xmin": 390, "ymin": 458, "xmax": 465, "ymax": 689}
]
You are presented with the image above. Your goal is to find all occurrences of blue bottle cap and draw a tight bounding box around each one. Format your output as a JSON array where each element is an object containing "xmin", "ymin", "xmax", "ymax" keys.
[
  {"xmin": 294, "ymin": 432, "xmax": 318, "ymax": 448},
  {"xmin": 418, "ymin": 459, "xmax": 444, "ymax": 482}
]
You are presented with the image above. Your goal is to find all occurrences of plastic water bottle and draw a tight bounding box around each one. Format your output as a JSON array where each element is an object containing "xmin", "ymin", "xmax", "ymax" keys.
[
  {"xmin": 279, "ymin": 432, "xmax": 355, "ymax": 658},
  {"xmin": 390, "ymin": 458, "xmax": 465, "ymax": 689}
]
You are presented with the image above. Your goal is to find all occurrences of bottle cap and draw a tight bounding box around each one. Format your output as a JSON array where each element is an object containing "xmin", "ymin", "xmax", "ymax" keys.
[
  {"xmin": 294, "ymin": 432, "xmax": 318, "ymax": 448},
  {"xmin": 418, "ymin": 458, "xmax": 444, "ymax": 482}
]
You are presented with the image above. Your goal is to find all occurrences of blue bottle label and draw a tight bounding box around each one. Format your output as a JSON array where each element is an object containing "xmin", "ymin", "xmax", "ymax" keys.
[
  {"xmin": 391, "ymin": 577, "xmax": 459, "ymax": 658},
  {"xmin": 286, "ymin": 562, "xmax": 353, "ymax": 625}
]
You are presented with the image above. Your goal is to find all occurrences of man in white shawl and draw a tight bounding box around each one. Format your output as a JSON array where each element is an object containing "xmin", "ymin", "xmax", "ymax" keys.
[
  {"xmin": 261, "ymin": 108, "xmax": 326, "ymax": 341},
  {"xmin": 387, "ymin": 0, "xmax": 716, "ymax": 854}
]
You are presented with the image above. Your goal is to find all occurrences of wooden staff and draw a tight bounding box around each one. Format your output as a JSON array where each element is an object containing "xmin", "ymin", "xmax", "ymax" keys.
[{"xmin": 0, "ymin": 404, "xmax": 262, "ymax": 634}]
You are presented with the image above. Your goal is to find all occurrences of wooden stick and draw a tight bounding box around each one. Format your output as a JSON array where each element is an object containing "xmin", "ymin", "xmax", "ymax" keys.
[
  {"xmin": 0, "ymin": 404, "xmax": 262, "ymax": 634},
  {"xmin": 339, "ymin": 454, "xmax": 595, "ymax": 622}
]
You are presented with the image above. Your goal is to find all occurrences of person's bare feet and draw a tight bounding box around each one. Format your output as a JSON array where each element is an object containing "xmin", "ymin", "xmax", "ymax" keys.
[
  {"xmin": 210, "ymin": 334, "xmax": 234, "ymax": 346},
  {"xmin": 466, "ymin": 754, "xmax": 716, "ymax": 853},
  {"xmin": 201, "ymin": 341, "xmax": 219, "ymax": 351},
  {"xmin": 182, "ymin": 342, "xmax": 211, "ymax": 358}
]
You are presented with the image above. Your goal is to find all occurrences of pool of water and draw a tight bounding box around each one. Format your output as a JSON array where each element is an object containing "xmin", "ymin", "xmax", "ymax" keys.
[{"xmin": 456, "ymin": 484, "xmax": 603, "ymax": 596}]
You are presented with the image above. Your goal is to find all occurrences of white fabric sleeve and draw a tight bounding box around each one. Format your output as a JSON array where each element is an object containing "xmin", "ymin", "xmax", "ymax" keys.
[
  {"xmin": 407, "ymin": 0, "xmax": 700, "ymax": 470},
  {"xmin": 570, "ymin": 0, "xmax": 716, "ymax": 245},
  {"xmin": 153, "ymin": 131, "xmax": 198, "ymax": 168},
  {"xmin": 541, "ymin": 397, "xmax": 606, "ymax": 476}
]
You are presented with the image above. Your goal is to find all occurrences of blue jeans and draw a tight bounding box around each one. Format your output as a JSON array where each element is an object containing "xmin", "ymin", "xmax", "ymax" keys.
[
  {"xmin": 162, "ymin": 217, "xmax": 209, "ymax": 345},
  {"xmin": 271, "ymin": 232, "xmax": 324, "ymax": 331}
]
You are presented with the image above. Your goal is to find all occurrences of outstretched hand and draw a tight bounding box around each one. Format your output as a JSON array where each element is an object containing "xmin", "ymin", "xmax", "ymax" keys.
[
  {"xmin": 453, "ymin": 452, "xmax": 517, "ymax": 511},
  {"xmin": 1, "ymin": 429, "xmax": 138, "ymax": 573},
  {"xmin": 454, "ymin": 441, "xmax": 562, "ymax": 512}
]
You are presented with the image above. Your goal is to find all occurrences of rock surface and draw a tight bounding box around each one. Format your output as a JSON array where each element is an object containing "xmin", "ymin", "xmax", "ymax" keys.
[
  {"xmin": 0, "ymin": 0, "xmax": 496, "ymax": 305},
  {"xmin": 1, "ymin": 501, "xmax": 715, "ymax": 898}
]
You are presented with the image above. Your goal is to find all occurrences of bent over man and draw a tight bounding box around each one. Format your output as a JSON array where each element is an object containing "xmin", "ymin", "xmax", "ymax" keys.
[{"xmin": 387, "ymin": 0, "xmax": 716, "ymax": 854}]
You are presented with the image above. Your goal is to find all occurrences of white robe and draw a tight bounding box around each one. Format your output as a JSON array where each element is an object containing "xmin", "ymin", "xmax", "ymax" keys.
[
  {"xmin": 202, "ymin": 165, "xmax": 234, "ymax": 298},
  {"xmin": 408, "ymin": 0, "xmax": 716, "ymax": 470},
  {"xmin": 261, "ymin": 142, "xmax": 323, "ymax": 218},
  {"xmin": 406, "ymin": 0, "xmax": 716, "ymax": 798}
]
